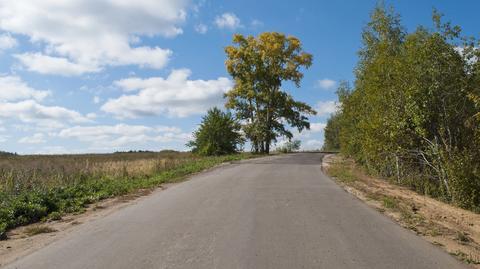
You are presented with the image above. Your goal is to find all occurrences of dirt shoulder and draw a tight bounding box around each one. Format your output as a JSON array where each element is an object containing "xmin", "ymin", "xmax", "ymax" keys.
[{"xmin": 322, "ymin": 154, "xmax": 480, "ymax": 267}]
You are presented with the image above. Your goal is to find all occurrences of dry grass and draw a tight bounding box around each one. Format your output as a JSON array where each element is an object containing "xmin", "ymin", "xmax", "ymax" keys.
[
  {"xmin": 0, "ymin": 151, "xmax": 194, "ymax": 194},
  {"xmin": 24, "ymin": 225, "xmax": 56, "ymax": 236}
]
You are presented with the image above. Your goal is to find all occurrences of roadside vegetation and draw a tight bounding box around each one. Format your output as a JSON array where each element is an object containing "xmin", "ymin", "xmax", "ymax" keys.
[
  {"xmin": 0, "ymin": 151, "xmax": 253, "ymax": 240},
  {"xmin": 324, "ymin": 4, "xmax": 480, "ymax": 211},
  {"xmin": 187, "ymin": 107, "xmax": 244, "ymax": 156}
]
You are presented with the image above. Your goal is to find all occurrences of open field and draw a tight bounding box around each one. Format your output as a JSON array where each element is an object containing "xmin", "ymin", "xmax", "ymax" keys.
[{"xmin": 0, "ymin": 151, "xmax": 254, "ymax": 240}]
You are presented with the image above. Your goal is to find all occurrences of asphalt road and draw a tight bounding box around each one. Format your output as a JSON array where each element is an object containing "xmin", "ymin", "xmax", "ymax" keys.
[{"xmin": 3, "ymin": 153, "xmax": 467, "ymax": 269}]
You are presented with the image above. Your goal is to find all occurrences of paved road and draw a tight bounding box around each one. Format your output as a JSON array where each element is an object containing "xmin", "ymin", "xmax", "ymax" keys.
[{"xmin": 3, "ymin": 153, "xmax": 467, "ymax": 269}]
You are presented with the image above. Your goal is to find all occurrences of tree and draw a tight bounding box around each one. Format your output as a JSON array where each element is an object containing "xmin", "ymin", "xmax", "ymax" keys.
[
  {"xmin": 187, "ymin": 107, "xmax": 244, "ymax": 156},
  {"xmin": 330, "ymin": 3, "xmax": 480, "ymax": 210},
  {"xmin": 225, "ymin": 32, "xmax": 316, "ymax": 154}
]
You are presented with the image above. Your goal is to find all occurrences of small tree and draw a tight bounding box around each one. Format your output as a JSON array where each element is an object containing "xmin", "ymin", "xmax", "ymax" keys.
[{"xmin": 187, "ymin": 107, "xmax": 244, "ymax": 156}]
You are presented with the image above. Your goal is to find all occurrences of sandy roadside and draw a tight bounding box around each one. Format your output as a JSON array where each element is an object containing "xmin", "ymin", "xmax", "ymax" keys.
[{"xmin": 322, "ymin": 154, "xmax": 480, "ymax": 267}]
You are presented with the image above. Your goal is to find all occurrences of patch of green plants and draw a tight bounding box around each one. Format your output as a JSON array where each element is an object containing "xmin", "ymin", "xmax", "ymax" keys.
[
  {"xmin": 382, "ymin": 196, "xmax": 398, "ymax": 209},
  {"xmin": 328, "ymin": 163, "xmax": 357, "ymax": 183},
  {"xmin": 0, "ymin": 154, "xmax": 253, "ymax": 240}
]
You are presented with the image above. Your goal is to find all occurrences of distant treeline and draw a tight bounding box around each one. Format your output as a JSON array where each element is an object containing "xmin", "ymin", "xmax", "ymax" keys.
[
  {"xmin": 0, "ymin": 151, "xmax": 17, "ymax": 156},
  {"xmin": 324, "ymin": 5, "xmax": 480, "ymax": 210}
]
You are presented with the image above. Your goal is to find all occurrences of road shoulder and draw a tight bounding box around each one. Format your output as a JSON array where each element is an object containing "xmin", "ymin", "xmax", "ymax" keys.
[{"xmin": 322, "ymin": 154, "xmax": 480, "ymax": 267}]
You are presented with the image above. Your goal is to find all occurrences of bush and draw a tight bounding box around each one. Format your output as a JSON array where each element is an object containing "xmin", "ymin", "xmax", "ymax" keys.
[{"xmin": 187, "ymin": 107, "xmax": 244, "ymax": 156}]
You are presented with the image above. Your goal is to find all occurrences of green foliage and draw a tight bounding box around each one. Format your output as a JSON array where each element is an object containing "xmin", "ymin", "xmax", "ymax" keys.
[
  {"xmin": 187, "ymin": 107, "xmax": 244, "ymax": 156},
  {"xmin": 225, "ymin": 32, "xmax": 316, "ymax": 153},
  {"xmin": 329, "ymin": 4, "xmax": 480, "ymax": 210},
  {"xmin": 276, "ymin": 140, "xmax": 301, "ymax": 153},
  {"xmin": 322, "ymin": 113, "xmax": 342, "ymax": 151},
  {"xmin": 0, "ymin": 154, "xmax": 253, "ymax": 240}
]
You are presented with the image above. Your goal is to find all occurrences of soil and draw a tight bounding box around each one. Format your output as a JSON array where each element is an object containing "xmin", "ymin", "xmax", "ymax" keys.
[{"xmin": 322, "ymin": 154, "xmax": 480, "ymax": 267}]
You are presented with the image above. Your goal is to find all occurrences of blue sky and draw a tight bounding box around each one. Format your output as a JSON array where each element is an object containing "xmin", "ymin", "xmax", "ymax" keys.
[{"xmin": 0, "ymin": 0, "xmax": 478, "ymax": 154}]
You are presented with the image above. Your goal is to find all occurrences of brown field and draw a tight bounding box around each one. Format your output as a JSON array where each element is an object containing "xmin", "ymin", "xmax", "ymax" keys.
[{"xmin": 0, "ymin": 151, "xmax": 195, "ymax": 194}]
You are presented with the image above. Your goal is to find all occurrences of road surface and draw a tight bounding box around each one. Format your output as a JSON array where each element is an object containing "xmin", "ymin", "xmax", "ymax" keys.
[{"xmin": 3, "ymin": 153, "xmax": 467, "ymax": 269}]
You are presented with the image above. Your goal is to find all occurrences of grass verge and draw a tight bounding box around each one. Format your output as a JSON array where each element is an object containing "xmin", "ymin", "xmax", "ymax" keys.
[{"xmin": 0, "ymin": 153, "xmax": 255, "ymax": 240}]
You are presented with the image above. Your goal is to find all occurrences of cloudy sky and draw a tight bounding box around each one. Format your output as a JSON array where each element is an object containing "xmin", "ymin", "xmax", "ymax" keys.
[{"xmin": 0, "ymin": 0, "xmax": 478, "ymax": 154}]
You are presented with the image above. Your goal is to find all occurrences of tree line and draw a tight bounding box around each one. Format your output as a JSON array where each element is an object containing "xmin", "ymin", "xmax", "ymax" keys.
[{"xmin": 323, "ymin": 5, "xmax": 480, "ymax": 210}]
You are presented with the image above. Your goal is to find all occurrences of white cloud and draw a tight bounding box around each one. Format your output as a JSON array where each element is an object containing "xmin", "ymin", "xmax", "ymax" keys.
[
  {"xmin": 0, "ymin": 33, "xmax": 17, "ymax": 50},
  {"xmin": 19, "ymin": 133, "xmax": 46, "ymax": 144},
  {"xmin": 58, "ymin": 124, "xmax": 190, "ymax": 148},
  {"xmin": 102, "ymin": 69, "xmax": 232, "ymax": 118},
  {"xmin": 316, "ymin": 100, "xmax": 339, "ymax": 116},
  {"xmin": 303, "ymin": 139, "xmax": 323, "ymax": 150},
  {"xmin": 214, "ymin": 12, "xmax": 242, "ymax": 30},
  {"xmin": 0, "ymin": 100, "xmax": 92, "ymax": 126},
  {"xmin": 14, "ymin": 53, "xmax": 100, "ymax": 76},
  {"xmin": 309, "ymin": 122, "xmax": 327, "ymax": 133},
  {"xmin": 0, "ymin": 75, "xmax": 50, "ymax": 101},
  {"xmin": 93, "ymin": 96, "xmax": 101, "ymax": 104},
  {"xmin": 194, "ymin": 23, "xmax": 208, "ymax": 34},
  {"xmin": 250, "ymin": 19, "xmax": 264, "ymax": 28},
  {"xmin": 0, "ymin": 0, "xmax": 187, "ymax": 75},
  {"xmin": 315, "ymin": 79, "xmax": 337, "ymax": 90},
  {"xmin": 455, "ymin": 46, "xmax": 478, "ymax": 64}
]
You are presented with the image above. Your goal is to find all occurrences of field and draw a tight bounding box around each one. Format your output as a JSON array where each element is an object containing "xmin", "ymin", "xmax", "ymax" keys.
[{"xmin": 0, "ymin": 151, "xmax": 253, "ymax": 240}]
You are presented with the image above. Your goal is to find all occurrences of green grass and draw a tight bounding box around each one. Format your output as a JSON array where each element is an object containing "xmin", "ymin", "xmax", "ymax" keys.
[
  {"xmin": 0, "ymin": 153, "xmax": 254, "ymax": 240},
  {"xmin": 327, "ymin": 163, "xmax": 357, "ymax": 183},
  {"xmin": 382, "ymin": 196, "xmax": 398, "ymax": 209}
]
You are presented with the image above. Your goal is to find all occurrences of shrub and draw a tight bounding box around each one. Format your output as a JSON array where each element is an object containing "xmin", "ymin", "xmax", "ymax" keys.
[{"xmin": 187, "ymin": 107, "xmax": 244, "ymax": 156}]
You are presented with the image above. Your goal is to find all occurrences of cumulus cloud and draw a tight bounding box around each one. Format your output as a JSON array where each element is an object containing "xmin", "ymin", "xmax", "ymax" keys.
[
  {"xmin": 0, "ymin": 75, "xmax": 50, "ymax": 101},
  {"xmin": 214, "ymin": 13, "xmax": 242, "ymax": 30},
  {"xmin": 102, "ymin": 69, "xmax": 232, "ymax": 118},
  {"xmin": 303, "ymin": 139, "xmax": 323, "ymax": 150},
  {"xmin": 14, "ymin": 53, "xmax": 101, "ymax": 76},
  {"xmin": 0, "ymin": 100, "xmax": 92, "ymax": 126},
  {"xmin": 194, "ymin": 23, "xmax": 208, "ymax": 34},
  {"xmin": 58, "ymin": 124, "xmax": 190, "ymax": 148},
  {"xmin": 0, "ymin": 0, "xmax": 187, "ymax": 75},
  {"xmin": 18, "ymin": 133, "xmax": 46, "ymax": 144},
  {"xmin": 315, "ymin": 79, "xmax": 337, "ymax": 90},
  {"xmin": 316, "ymin": 100, "xmax": 339, "ymax": 116},
  {"xmin": 0, "ymin": 33, "xmax": 17, "ymax": 50},
  {"xmin": 309, "ymin": 122, "xmax": 327, "ymax": 133}
]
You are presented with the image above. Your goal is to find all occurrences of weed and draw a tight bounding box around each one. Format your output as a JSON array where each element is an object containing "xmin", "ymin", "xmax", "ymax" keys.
[
  {"xmin": 328, "ymin": 163, "xmax": 356, "ymax": 183},
  {"xmin": 382, "ymin": 196, "xmax": 398, "ymax": 209},
  {"xmin": 24, "ymin": 225, "xmax": 56, "ymax": 236},
  {"xmin": 450, "ymin": 251, "xmax": 480, "ymax": 264},
  {"xmin": 48, "ymin": 212, "xmax": 62, "ymax": 221},
  {"xmin": 456, "ymin": 231, "xmax": 471, "ymax": 244}
]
